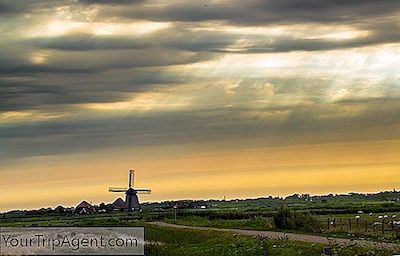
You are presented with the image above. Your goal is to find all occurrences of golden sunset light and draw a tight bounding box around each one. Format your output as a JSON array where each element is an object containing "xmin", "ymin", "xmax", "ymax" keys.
[
  {"xmin": 2, "ymin": 1, "xmax": 400, "ymax": 255},
  {"xmin": 1, "ymin": 0, "xmax": 399, "ymax": 213}
]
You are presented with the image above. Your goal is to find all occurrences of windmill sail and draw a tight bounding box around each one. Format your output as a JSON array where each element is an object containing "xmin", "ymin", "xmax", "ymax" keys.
[{"xmin": 128, "ymin": 170, "xmax": 134, "ymax": 188}]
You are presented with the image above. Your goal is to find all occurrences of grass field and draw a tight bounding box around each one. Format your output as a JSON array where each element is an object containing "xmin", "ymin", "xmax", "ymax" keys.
[
  {"xmin": 166, "ymin": 216, "xmax": 274, "ymax": 230},
  {"xmin": 2, "ymin": 192, "xmax": 400, "ymax": 255},
  {"xmin": 145, "ymin": 226, "xmax": 393, "ymax": 256},
  {"xmin": 164, "ymin": 213, "xmax": 400, "ymax": 243},
  {"xmin": 0, "ymin": 213, "xmax": 396, "ymax": 256}
]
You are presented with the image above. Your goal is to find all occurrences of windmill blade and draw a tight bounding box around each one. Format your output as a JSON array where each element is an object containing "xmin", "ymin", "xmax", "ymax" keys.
[
  {"xmin": 128, "ymin": 169, "xmax": 135, "ymax": 188},
  {"xmin": 135, "ymin": 188, "xmax": 151, "ymax": 192},
  {"xmin": 109, "ymin": 187, "xmax": 127, "ymax": 192},
  {"xmin": 136, "ymin": 189, "xmax": 151, "ymax": 194}
]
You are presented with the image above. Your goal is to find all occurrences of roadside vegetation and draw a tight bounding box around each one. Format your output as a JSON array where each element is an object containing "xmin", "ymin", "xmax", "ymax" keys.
[{"xmin": 273, "ymin": 205, "xmax": 321, "ymax": 233}]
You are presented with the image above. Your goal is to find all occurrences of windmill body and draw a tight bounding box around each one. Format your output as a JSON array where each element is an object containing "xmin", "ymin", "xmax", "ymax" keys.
[{"xmin": 109, "ymin": 170, "xmax": 151, "ymax": 211}]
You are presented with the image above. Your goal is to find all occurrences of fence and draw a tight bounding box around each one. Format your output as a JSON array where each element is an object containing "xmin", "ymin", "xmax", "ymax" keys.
[{"xmin": 321, "ymin": 217, "xmax": 400, "ymax": 235}]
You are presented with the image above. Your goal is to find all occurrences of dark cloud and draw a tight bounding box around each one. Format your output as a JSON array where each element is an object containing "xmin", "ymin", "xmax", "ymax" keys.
[
  {"xmin": 1, "ymin": 96, "xmax": 399, "ymax": 160},
  {"xmin": 0, "ymin": 68, "xmax": 190, "ymax": 111},
  {"xmin": 0, "ymin": 1, "xmax": 24, "ymax": 14},
  {"xmin": 30, "ymin": 28, "xmax": 237, "ymax": 52},
  {"xmin": 26, "ymin": 21, "xmax": 400, "ymax": 55},
  {"xmin": 0, "ymin": 0, "xmax": 399, "ymax": 163},
  {"xmin": 0, "ymin": 47, "xmax": 214, "ymax": 76},
  {"xmin": 0, "ymin": 64, "xmax": 94, "ymax": 74},
  {"xmin": 109, "ymin": 0, "xmax": 400, "ymax": 25},
  {"xmin": 0, "ymin": 0, "xmax": 69, "ymax": 15},
  {"xmin": 78, "ymin": 0, "xmax": 144, "ymax": 5},
  {"xmin": 31, "ymin": 34, "xmax": 149, "ymax": 51},
  {"xmin": 4, "ymin": 0, "xmax": 398, "ymax": 25}
]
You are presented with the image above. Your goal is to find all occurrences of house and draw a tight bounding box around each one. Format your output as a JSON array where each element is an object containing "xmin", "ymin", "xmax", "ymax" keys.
[
  {"xmin": 112, "ymin": 198, "xmax": 126, "ymax": 210},
  {"xmin": 74, "ymin": 201, "xmax": 96, "ymax": 214},
  {"xmin": 54, "ymin": 205, "xmax": 66, "ymax": 214}
]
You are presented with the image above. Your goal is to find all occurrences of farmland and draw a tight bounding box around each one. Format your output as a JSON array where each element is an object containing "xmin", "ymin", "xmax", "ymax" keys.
[
  {"xmin": 1, "ymin": 191, "xmax": 400, "ymax": 255},
  {"xmin": 0, "ymin": 211, "xmax": 397, "ymax": 256}
]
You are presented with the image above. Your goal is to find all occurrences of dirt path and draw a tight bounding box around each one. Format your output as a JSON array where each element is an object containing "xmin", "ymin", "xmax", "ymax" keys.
[{"xmin": 149, "ymin": 222, "xmax": 400, "ymax": 251}]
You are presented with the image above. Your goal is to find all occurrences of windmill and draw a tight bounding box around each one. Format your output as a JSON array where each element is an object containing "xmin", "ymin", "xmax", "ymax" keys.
[{"xmin": 109, "ymin": 170, "xmax": 151, "ymax": 211}]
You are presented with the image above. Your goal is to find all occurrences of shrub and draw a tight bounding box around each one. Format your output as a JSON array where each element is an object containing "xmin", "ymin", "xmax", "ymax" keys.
[
  {"xmin": 273, "ymin": 205, "xmax": 320, "ymax": 232},
  {"xmin": 274, "ymin": 205, "xmax": 296, "ymax": 230}
]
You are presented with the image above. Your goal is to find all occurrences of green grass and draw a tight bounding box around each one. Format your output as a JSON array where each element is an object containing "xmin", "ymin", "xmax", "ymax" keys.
[
  {"xmin": 1, "ymin": 213, "xmax": 397, "ymax": 255},
  {"xmin": 145, "ymin": 226, "xmax": 266, "ymax": 256},
  {"xmin": 162, "ymin": 213, "xmax": 400, "ymax": 245},
  {"xmin": 144, "ymin": 225, "xmax": 395, "ymax": 256},
  {"xmin": 166, "ymin": 216, "xmax": 274, "ymax": 231},
  {"xmin": 317, "ymin": 212, "xmax": 400, "ymax": 221}
]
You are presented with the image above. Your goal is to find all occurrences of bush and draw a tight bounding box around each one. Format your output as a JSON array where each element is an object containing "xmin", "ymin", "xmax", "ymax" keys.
[
  {"xmin": 274, "ymin": 205, "xmax": 296, "ymax": 230},
  {"xmin": 273, "ymin": 205, "xmax": 320, "ymax": 232}
]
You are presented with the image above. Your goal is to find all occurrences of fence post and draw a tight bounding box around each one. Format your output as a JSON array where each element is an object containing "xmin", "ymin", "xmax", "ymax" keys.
[
  {"xmin": 327, "ymin": 218, "xmax": 330, "ymax": 230},
  {"xmin": 349, "ymin": 219, "xmax": 351, "ymax": 231},
  {"xmin": 333, "ymin": 218, "xmax": 336, "ymax": 229},
  {"xmin": 356, "ymin": 218, "xmax": 359, "ymax": 230}
]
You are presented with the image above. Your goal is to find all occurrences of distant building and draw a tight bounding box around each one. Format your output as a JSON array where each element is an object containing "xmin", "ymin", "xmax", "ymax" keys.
[
  {"xmin": 54, "ymin": 205, "xmax": 66, "ymax": 214},
  {"xmin": 112, "ymin": 198, "xmax": 126, "ymax": 209},
  {"xmin": 74, "ymin": 201, "xmax": 96, "ymax": 214}
]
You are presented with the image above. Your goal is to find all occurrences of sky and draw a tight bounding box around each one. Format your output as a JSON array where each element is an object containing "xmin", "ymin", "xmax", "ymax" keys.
[{"xmin": 0, "ymin": 0, "xmax": 400, "ymax": 212}]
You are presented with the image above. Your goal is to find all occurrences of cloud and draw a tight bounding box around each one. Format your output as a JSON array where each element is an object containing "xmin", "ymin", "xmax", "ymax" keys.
[
  {"xmin": 0, "ymin": 0, "xmax": 69, "ymax": 15},
  {"xmin": 0, "ymin": 67, "xmax": 192, "ymax": 111},
  {"xmin": 1, "ymin": 94, "xmax": 399, "ymax": 160},
  {"xmin": 25, "ymin": 21, "xmax": 400, "ymax": 55},
  {"xmin": 0, "ymin": 47, "xmax": 215, "ymax": 75},
  {"xmin": 0, "ymin": 0, "xmax": 399, "ymax": 164},
  {"xmin": 217, "ymin": 30, "xmax": 400, "ymax": 54},
  {"xmin": 78, "ymin": 0, "xmax": 144, "ymax": 5},
  {"xmin": 30, "ymin": 28, "xmax": 237, "ymax": 52},
  {"xmin": 31, "ymin": 34, "xmax": 149, "ymax": 51},
  {"xmin": 107, "ymin": 0, "xmax": 400, "ymax": 25},
  {"xmin": 4, "ymin": 0, "xmax": 398, "ymax": 26},
  {"xmin": 0, "ymin": 1, "xmax": 24, "ymax": 14}
]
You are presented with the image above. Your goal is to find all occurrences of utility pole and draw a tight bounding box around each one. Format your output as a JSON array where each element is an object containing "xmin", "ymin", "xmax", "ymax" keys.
[{"xmin": 173, "ymin": 204, "xmax": 178, "ymax": 221}]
